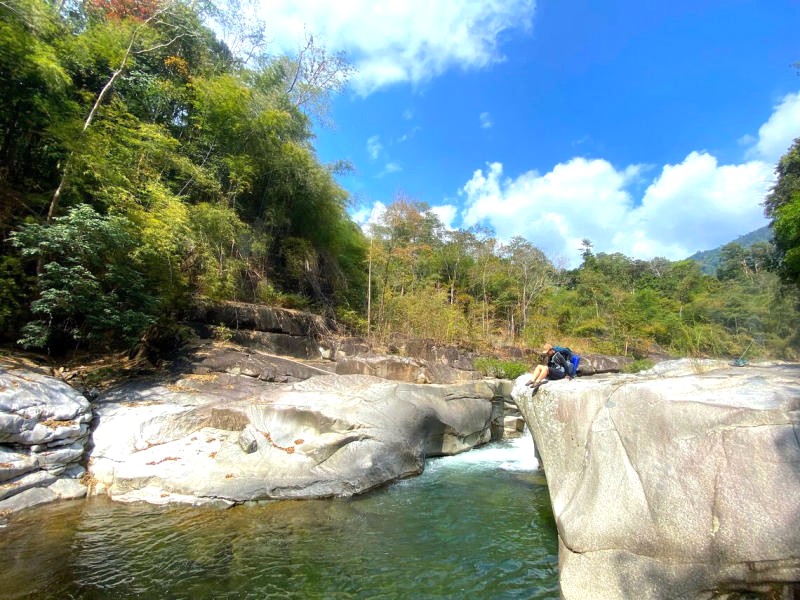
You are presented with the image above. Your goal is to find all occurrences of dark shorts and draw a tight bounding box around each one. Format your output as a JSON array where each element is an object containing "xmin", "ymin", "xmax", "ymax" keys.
[{"xmin": 548, "ymin": 366, "xmax": 566, "ymax": 380}]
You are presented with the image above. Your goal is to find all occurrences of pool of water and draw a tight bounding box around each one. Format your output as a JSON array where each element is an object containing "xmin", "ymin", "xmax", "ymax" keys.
[{"xmin": 0, "ymin": 435, "xmax": 559, "ymax": 599}]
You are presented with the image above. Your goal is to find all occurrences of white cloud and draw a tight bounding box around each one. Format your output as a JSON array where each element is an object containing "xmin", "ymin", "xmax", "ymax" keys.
[
  {"xmin": 746, "ymin": 91, "xmax": 800, "ymax": 164},
  {"xmin": 627, "ymin": 152, "xmax": 772, "ymax": 257},
  {"xmin": 431, "ymin": 204, "xmax": 458, "ymax": 230},
  {"xmin": 460, "ymin": 152, "xmax": 772, "ymax": 267},
  {"xmin": 480, "ymin": 112, "xmax": 493, "ymax": 129},
  {"xmin": 377, "ymin": 161, "xmax": 402, "ymax": 177},
  {"xmin": 456, "ymin": 89, "xmax": 800, "ymax": 267},
  {"xmin": 351, "ymin": 200, "xmax": 387, "ymax": 234},
  {"xmin": 397, "ymin": 126, "xmax": 421, "ymax": 144},
  {"xmin": 366, "ymin": 135, "xmax": 383, "ymax": 160},
  {"xmin": 461, "ymin": 159, "xmax": 639, "ymax": 265},
  {"xmin": 254, "ymin": 0, "xmax": 536, "ymax": 94}
]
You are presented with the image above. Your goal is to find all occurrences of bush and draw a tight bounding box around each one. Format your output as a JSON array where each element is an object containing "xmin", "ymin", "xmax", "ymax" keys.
[
  {"xmin": 623, "ymin": 359, "xmax": 656, "ymax": 373},
  {"xmin": 9, "ymin": 205, "xmax": 158, "ymax": 353},
  {"xmin": 473, "ymin": 356, "xmax": 529, "ymax": 379}
]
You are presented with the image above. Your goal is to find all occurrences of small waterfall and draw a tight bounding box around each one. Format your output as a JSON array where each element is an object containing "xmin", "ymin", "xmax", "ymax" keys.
[{"xmin": 432, "ymin": 429, "xmax": 540, "ymax": 472}]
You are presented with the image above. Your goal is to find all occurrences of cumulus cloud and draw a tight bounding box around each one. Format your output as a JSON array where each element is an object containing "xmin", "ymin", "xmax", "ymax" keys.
[
  {"xmin": 458, "ymin": 153, "xmax": 773, "ymax": 267},
  {"xmin": 347, "ymin": 89, "xmax": 796, "ymax": 267},
  {"xmin": 254, "ymin": 0, "xmax": 536, "ymax": 94},
  {"xmin": 480, "ymin": 112, "xmax": 493, "ymax": 129},
  {"xmin": 431, "ymin": 204, "xmax": 458, "ymax": 230},
  {"xmin": 351, "ymin": 200, "xmax": 387, "ymax": 234},
  {"xmin": 626, "ymin": 152, "xmax": 772, "ymax": 257},
  {"xmin": 746, "ymin": 91, "xmax": 800, "ymax": 163},
  {"xmin": 460, "ymin": 159, "xmax": 640, "ymax": 265},
  {"xmin": 452, "ymin": 89, "xmax": 800, "ymax": 267}
]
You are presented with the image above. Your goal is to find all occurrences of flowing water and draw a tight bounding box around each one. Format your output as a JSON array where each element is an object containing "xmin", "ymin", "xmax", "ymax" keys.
[{"xmin": 0, "ymin": 435, "xmax": 559, "ymax": 600}]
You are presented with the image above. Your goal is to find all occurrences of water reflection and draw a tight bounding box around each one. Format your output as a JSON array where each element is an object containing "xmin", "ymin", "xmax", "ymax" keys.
[{"xmin": 0, "ymin": 436, "xmax": 559, "ymax": 600}]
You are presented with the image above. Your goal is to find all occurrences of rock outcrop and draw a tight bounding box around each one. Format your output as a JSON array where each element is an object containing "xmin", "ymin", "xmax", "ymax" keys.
[
  {"xmin": 575, "ymin": 353, "xmax": 632, "ymax": 375},
  {"xmin": 89, "ymin": 372, "xmax": 503, "ymax": 506},
  {"xmin": 0, "ymin": 301, "xmax": 636, "ymax": 517},
  {"xmin": 0, "ymin": 367, "xmax": 91, "ymax": 513},
  {"xmin": 512, "ymin": 359, "xmax": 800, "ymax": 599},
  {"xmin": 174, "ymin": 344, "xmax": 335, "ymax": 381},
  {"xmin": 189, "ymin": 301, "xmax": 336, "ymax": 360},
  {"xmin": 335, "ymin": 354, "xmax": 479, "ymax": 384}
]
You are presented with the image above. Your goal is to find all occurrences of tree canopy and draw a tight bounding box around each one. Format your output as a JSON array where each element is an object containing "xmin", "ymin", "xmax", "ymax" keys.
[
  {"xmin": 1, "ymin": 0, "xmax": 365, "ymax": 352},
  {"xmin": 765, "ymin": 137, "xmax": 800, "ymax": 288},
  {"xmin": 1, "ymin": 0, "xmax": 797, "ymax": 360}
]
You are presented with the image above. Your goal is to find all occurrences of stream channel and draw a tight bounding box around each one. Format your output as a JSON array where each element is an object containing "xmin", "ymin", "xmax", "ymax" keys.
[{"xmin": 0, "ymin": 433, "xmax": 559, "ymax": 599}]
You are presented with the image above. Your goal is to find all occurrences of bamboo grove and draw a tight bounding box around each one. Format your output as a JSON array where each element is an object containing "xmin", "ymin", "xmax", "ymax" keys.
[{"xmin": 1, "ymin": 0, "xmax": 799, "ymax": 360}]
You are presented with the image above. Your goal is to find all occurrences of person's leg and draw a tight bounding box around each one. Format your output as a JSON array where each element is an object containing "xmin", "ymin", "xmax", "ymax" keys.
[{"xmin": 527, "ymin": 364, "xmax": 548, "ymax": 386}]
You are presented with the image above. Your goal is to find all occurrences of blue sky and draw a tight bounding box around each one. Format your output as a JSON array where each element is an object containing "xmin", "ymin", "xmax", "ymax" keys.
[{"xmin": 253, "ymin": 0, "xmax": 800, "ymax": 267}]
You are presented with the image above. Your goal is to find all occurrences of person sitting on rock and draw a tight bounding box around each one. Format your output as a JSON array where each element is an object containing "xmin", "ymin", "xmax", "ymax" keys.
[{"xmin": 526, "ymin": 343, "xmax": 569, "ymax": 390}]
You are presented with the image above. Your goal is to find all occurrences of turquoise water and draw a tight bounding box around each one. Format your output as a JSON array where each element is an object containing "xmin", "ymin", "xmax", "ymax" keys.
[{"xmin": 0, "ymin": 435, "xmax": 559, "ymax": 599}]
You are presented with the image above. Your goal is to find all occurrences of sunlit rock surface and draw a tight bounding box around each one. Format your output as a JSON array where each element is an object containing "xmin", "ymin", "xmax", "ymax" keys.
[
  {"xmin": 89, "ymin": 373, "xmax": 502, "ymax": 506},
  {"xmin": 0, "ymin": 367, "xmax": 91, "ymax": 513},
  {"xmin": 335, "ymin": 354, "xmax": 479, "ymax": 384},
  {"xmin": 513, "ymin": 359, "xmax": 800, "ymax": 599}
]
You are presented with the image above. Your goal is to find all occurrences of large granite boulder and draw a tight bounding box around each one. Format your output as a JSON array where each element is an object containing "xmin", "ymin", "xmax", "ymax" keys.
[
  {"xmin": 89, "ymin": 373, "xmax": 502, "ymax": 506},
  {"xmin": 576, "ymin": 353, "xmax": 633, "ymax": 375},
  {"xmin": 188, "ymin": 301, "xmax": 337, "ymax": 359},
  {"xmin": 189, "ymin": 301, "xmax": 336, "ymax": 338},
  {"xmin": 401, "ymin": 339, "xmax": 477, "ymax": 371},
  {"xmin": 0, "ymin": 366, "xmax": 92, "ymax": 513},
  {"xmin": 335, "ymin": 354, "xmax": 479, "ymax": 384},
  {"xmin": 174, "ymin": 344, "xmax": 334, "ymax": 381},
  {"xmin": 512, "ymin": 360, "xmax": 800, "ymax": 599}
]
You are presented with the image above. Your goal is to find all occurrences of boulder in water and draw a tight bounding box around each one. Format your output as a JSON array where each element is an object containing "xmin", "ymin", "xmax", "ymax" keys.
[
  {"xmin": 89, "ymin": 373, "xmax": 501, "ymax": 506},
  {"xmin": 513, "ymin": 359, "xmax": 800, "ymax": 599}
]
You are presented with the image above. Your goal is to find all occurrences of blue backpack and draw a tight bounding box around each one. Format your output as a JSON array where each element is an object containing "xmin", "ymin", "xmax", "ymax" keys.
[{"xmin": 553, "ymin": 345, "xmax": 580, "ymax": 377}]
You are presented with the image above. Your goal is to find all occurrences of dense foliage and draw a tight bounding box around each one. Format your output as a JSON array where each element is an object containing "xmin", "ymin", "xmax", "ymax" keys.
[
  {"xmin": 0, "ymin": 0, "xmax": 366, "ymax": 352},
  {"xmin": 363, "ymin": 199, "xmax": 799, "ymax": 360},
  {"xmin": 765, "ymin": 138, "xmax": 800, "ymax": 288},
  {"xmin": 1, "ymin": 0, "xmax": 797, "ymax": 360}
]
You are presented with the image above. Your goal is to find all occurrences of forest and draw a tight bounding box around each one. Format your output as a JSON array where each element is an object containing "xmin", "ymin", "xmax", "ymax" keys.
[{"xmin": 1, "ymin": 0, "xmax": 799, "ymax": 362}]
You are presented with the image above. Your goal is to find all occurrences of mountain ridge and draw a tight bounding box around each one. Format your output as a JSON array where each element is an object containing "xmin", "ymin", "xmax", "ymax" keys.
[{"xmin": 687, "ymin": 225, "xmax": 773, "ymax": 275}]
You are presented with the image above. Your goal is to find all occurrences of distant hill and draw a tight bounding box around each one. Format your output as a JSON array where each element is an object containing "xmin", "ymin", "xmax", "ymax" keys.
[{"xmin": 687, "ymin": 225, "xmax": 773, "ymax": 275}]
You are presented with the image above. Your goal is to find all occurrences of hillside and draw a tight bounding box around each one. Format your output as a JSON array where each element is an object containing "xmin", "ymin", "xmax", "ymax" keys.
[{"xmin": 687, "ymin": 225, "xmax": 773, "ymax": 275}]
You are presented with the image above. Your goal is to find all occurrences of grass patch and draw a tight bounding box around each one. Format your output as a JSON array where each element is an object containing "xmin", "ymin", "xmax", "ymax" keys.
[
  {"xmin": 473, "ymin": 357, "xmax": 529, "ymax": 379},
  {"xmin": 623, "ymin": 359, "xmax": 656, "ymax": 373}
]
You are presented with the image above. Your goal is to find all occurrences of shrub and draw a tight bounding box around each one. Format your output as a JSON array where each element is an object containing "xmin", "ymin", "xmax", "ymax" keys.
[
  {"xmin": 473, "ymin": 357, "xmax": 529, "ymax": 379},
  {"xmin": 623, "ymin": 359, "xmax": 656, "ymax": 373},
  {"xmin": 9, "ymin": 205, "xmax": 158, "ymax": 353}
]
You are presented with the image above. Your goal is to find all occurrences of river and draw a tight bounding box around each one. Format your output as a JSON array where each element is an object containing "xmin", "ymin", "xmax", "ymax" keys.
[{"xmin": 0, "ymin": 434, "xmax": 559, "ymax": 599}]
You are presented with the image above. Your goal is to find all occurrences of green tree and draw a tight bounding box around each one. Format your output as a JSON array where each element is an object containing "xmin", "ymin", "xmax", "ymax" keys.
[
  {"xmin": 9, "ymin": 205, "xmax": 158, "ymax": 352},
  {"xmin": 764, "ymin": 138, "xmax": 800, "ymax": 286},
  {"xmin": 2, "ymin": 0, "xmax": 365, "ymax": 352},
  {"xmin": 502, "ymin": 237, "xmax": 553, "ymax": 337},
  {"xmin": 716, "ymin": 243, "xmax": 749, "ymax": 281}
]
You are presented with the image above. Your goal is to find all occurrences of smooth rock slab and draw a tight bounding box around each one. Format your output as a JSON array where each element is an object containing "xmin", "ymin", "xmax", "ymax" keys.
[
  {"xmin": 0, "ymin": 366, "xmax": 92, "ymax": 512},
  {"xmin": 512, "ymin": 360, "xmax": 800, "ymax": 599},
  {"xmin": 335, "ymin": 354, "xmax": 478, "ymax": 384},
  {"xmin": 0, "ymin": 367, "xmax": 92, "ymax": 444},
  {"xmin": 89, "ymin": 373, "xmax": 500, "ymax": 506}
]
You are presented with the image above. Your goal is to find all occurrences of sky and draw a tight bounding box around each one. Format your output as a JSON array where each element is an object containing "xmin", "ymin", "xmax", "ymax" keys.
[{"xmin": 251, "ymin": 0, "xmax": 800, "ymax": 268}]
